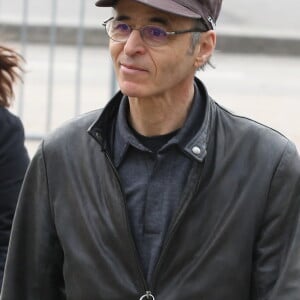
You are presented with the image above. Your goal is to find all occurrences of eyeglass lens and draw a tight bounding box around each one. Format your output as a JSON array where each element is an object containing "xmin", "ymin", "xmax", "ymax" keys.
[{"xmin": 106, "ymin": 20, "xmax": 169, "ymax": 46}]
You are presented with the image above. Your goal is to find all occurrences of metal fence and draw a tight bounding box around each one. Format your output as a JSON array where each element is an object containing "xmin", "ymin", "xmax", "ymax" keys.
[
  {"xmin": 1, "ymin": 0, "xmax": 300, "ymax": 153},
  {"xmin": 0, "ymin": 0, "xmax": 115, "ymax": 143}
]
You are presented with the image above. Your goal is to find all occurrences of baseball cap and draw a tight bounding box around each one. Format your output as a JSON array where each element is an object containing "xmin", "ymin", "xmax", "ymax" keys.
[{"xmin": 95, "ymin": 0, "xmax": 223, "ymax": 30}]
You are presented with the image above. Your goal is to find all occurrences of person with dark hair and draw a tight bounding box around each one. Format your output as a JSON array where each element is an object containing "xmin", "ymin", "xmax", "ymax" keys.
[
  {"xmin": 1, "ymin": 1, "xmax": 300, "ymax": 299},
  {"xmin": 0, "ymin": 46, "xmax": 29, "ymax": 288}
]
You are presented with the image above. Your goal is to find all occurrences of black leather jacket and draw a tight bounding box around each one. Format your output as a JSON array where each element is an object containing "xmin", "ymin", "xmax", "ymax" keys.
[{"xmin": 1, "ymin": 80, "xmax": 300, "ymax": 300}]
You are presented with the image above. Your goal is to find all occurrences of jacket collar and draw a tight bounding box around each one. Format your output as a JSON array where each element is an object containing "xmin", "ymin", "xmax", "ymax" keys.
[{"xmin": 88, "ymin": 77, "xmax": 212, "ymax": 162}]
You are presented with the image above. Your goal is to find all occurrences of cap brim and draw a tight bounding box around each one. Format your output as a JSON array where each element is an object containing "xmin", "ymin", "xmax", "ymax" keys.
[
  {"xmin": 95, "ymin": 0, "xmax": 200, "ymax": 19},
  {"xmin": 95, "ymin": 0, "xmax": 115, "ymax": 6}
]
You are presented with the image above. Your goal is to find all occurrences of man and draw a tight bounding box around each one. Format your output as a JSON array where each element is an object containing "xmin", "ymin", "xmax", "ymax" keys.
[{"xmin": 1, "ymin": 0, "xmax": 300, "ymax": 299}]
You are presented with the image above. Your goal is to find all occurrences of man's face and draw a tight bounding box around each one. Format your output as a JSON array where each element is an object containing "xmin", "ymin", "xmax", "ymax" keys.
[{"xmin": 109, "ymin": 0, "xmax": 204, "ymax": 99}]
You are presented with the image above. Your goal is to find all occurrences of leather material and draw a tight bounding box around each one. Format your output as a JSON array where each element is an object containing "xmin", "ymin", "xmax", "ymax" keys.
[{"xmin": 1, "ymin": 79, "xmax": 300, "ymax": 299}]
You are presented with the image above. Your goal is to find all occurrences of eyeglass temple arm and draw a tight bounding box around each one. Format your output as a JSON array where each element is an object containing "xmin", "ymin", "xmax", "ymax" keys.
[{"xmin": 102, "ymin": 17, "xmax": 114, "ymax": 26}]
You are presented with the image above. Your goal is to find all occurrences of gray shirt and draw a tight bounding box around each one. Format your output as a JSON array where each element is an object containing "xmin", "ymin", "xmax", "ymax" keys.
[{"xmin": 113, "ymin": 84, "xmax": 205, "ymax": 284}]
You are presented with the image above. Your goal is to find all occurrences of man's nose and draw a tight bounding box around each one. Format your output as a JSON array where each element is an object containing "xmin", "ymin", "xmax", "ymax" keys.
[{"xmin": 123, "ymin": 29, "xmax": 147, "ymax": 56}]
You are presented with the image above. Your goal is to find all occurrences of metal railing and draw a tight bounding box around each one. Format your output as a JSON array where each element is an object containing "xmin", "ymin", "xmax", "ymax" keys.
[
  {"xmin": 0, "ymin": 0, "xmax": 115, "ymax": 141},
  {"xmin": 2, "ymin": 0, "xmax": 299, "ymax": 146}
]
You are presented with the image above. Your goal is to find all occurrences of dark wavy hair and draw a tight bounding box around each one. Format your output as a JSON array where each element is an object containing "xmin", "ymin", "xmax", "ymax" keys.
[{"xmin": 0, "ymin": 46, "xmax": 24, "ymax": 108}]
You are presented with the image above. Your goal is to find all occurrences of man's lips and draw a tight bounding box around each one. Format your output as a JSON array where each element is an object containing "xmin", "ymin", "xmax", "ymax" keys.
[{"xmin": 120, "ymin": 63, "xmax": 147, "ymax": 72}]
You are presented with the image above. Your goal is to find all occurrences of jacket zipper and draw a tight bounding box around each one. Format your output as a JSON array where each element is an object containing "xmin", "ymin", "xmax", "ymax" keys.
[
  {"xmin": 103, "ymin": 150, "xmax": 155, "ymax": 299},
  {"xmin": 93, "ymin": 130, "xmax": 201, "ymax": 299},
  {"xmin": 150, "ymin": 163, "xmax": 203, "ymax": 294}
]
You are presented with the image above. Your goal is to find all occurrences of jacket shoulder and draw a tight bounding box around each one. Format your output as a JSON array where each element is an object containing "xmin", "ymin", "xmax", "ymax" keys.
[
  {"xmin": 43, "ymin": 109, "xmax": 102, "ymax": 148},
  {"xmin": 0, "ymin": 107, "xmax": 24, "ymax": 137},
  {"xmin": 0, "ymin": 107, "xmax": 27, "ymax": 158},
  {"xmin": 212, "ymin": 101, "xmax": 294, "ymax": 160}
]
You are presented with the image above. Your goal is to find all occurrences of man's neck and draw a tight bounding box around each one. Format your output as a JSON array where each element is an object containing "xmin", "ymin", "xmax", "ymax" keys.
[{"xmin": 127, "ymin": 85, "xmax": 195, "ymax": 137}]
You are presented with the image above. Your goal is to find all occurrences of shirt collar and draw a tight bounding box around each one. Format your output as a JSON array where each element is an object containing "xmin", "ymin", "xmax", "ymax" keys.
[
  {"xmin": 113, "ymin": 78, "xmax": 209, "ymax": 167},
  {"xmin": 114, "ymin": 97, "xmax": 151, "ymax": 167}
]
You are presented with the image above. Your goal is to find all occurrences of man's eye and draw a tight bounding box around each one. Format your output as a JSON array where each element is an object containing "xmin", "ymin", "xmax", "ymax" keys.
[
  {"xmin": 115, "ymin": 23, "xmax": 130, "ymax": 32},
  {"xmin": 147, "ymin": 27, "xmax": 166, "ymax": 37}
]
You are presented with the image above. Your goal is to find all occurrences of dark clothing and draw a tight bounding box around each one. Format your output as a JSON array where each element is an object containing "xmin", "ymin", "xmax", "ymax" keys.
[
  {"xmin": 113, "ymin": 85, "xmax": 205, "ymax": 283},
  {"xmin": 1, "ymin": 79, "xmax": 300, "ymax": 300},
  {"xmin": 130, "ymin": 126, "xmax": 179, "ymax": 153},
  {"xmin": 0, "ymin": 107, "xmax": 29, "ymax": 287}
]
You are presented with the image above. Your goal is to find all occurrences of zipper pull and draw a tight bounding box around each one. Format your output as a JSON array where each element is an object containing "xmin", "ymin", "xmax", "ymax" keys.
[{"xmin": 139, "ymin": 291, "xmax": 155, "ymax": 300}]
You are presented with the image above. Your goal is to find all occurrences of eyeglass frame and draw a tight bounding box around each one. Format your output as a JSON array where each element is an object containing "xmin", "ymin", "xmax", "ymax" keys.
[{"xmin": 102, "ymin": 17, "xmax": 208, "ymax": 47}]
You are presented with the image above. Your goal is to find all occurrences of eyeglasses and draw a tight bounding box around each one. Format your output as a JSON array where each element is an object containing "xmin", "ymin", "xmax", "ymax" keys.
[{"xmin": 102, "ymin": 17, "xmax": 206, "ymax": 47}]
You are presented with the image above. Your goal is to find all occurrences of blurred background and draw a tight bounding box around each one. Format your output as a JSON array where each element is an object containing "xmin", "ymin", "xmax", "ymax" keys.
[{"xmin": 0, "ymin": 0, "xmax": 300, "ymax": 156}]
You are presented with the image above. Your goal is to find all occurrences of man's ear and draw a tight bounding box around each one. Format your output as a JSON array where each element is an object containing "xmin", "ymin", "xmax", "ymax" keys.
[{"xmin": 194, "ymin": 30, "xmax": 216, "ymax": 68}]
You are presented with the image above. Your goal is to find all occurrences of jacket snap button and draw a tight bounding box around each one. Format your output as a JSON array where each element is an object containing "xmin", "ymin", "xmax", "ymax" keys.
[
  {"xmin": 192, "ymin": 146, "xmax": 201, "ymax": 155},
  {"xmin": 139, "ymin": 291, "xmax": 155, "ymax": 300}
]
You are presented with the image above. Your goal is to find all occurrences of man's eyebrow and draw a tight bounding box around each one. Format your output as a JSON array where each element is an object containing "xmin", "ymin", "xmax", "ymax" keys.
[
  {"xmin": 114, "ymin": 15, "xmax": 130, "ymax": 21},
  {"xmin": 114, "ymin": 15, "xmax": 170, "ymax": 26},
  {"xmin": 148, "ymin": 17, "xmax": 169, "ymax": 26}
]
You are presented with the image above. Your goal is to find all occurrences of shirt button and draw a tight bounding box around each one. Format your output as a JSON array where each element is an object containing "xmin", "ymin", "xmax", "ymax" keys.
[{"xmin": 192, "ymin": 146, "xmax": 201, "ymax": 155}]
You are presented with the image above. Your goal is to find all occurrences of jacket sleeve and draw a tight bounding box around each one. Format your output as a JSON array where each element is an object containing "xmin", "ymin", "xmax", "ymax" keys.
[
  {"xmin": 0, "ymin": 142, "xmax": 65, "ymax": 299},
  {"xmin": 0, "ymin": 115, "xmax": 29, "ymax": 287},
  {"xmin": 251, "ymin": 141, "xmax": 300, "ymax": 300}
]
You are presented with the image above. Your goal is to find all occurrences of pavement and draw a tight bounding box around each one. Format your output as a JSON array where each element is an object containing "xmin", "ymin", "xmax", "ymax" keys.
[
  {"xmin": 1, "ymin": 0, "xmax": 300, "ymax": 55},
  {"xmin": 6, "ymin": 44, "xmax": 300, "ymax": 157},
  {"xmin": 1, "ymin": 0, "xmax": 300, "ymax": 156}
]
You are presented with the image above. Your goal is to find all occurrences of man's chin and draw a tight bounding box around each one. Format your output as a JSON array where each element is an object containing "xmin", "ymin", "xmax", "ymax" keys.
[{"xmin": 119, "ymin": 83, "xmax": 145, "ymax": 98}]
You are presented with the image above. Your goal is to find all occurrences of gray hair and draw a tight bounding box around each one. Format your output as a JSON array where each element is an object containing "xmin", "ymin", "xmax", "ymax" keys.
[{"xmin": 189, "ymin": 19, "xmax": 214, "ymax": 71}]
